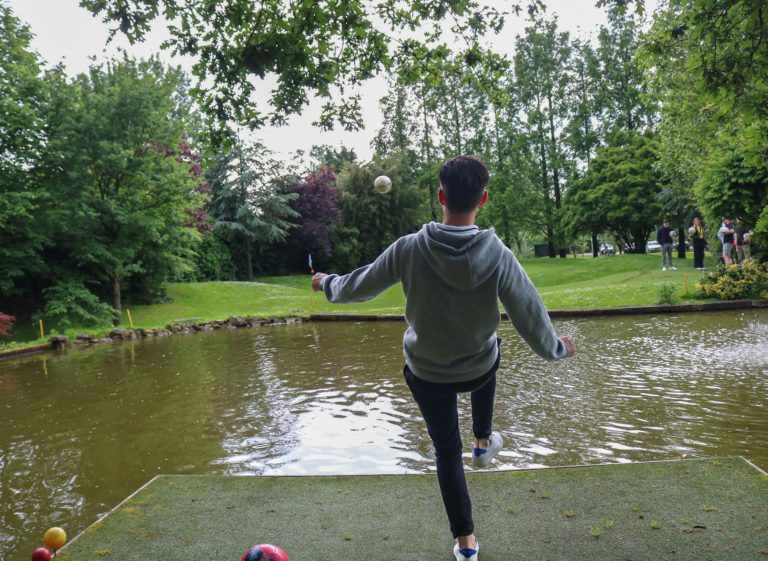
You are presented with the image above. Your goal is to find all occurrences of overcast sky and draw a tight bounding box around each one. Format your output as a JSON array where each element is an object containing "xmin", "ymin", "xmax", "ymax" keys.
[{"xmin": 8, "ymin": 0, "xmax": 653, "ymax": 162}]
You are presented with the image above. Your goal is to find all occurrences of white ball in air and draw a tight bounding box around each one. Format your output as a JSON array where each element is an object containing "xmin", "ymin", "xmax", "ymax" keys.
[{"xmin": 373, "ymin": 175, "xmax": 392, "ymax": 194}]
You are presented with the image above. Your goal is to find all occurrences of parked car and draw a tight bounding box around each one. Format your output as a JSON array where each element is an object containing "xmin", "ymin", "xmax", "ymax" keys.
[
  {"xmin": 646, "ymin": 241, "xmax": 662, "ymax": 253},
  {"xmin": 599, "ymin": 243, "xmax": 615, "ymax": 255},
  {"xmin": 646, "ymin": 240, "xmax": 691, "ymax": 252}
]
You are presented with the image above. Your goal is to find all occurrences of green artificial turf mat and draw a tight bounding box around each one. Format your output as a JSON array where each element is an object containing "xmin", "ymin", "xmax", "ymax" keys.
[{"xmin": 59, "ymin": 457, "xmax": 768, "ymax": 561}]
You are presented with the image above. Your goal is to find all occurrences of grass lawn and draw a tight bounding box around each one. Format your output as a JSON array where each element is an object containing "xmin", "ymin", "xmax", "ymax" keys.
[
  {"xmin": 120, "ymin": 252, "xmax": 716, "ymax": 328},
  {"xmin": 1, "ymin": 252, "xmax": 720, "ymax": 348}
]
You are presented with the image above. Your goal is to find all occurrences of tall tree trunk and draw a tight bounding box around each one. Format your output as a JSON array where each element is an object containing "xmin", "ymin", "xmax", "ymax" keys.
[
  {"xmin": 451, "ymin": 89, "xmax": 462, "ymax": 154},
  {"xmin": 421, "ymin": 97, "xmax": 439, "ymax": 222},
  {"xmin": 677, "ymin": 227, "xmax": 687, "ymax": 258},
  {"xmin": 112, "ymin": 272, "xmax": 121, "ymax": 325},
  {"xmin": 536, "ymin": 110, "xmax": 555, "ymax": 258},
  {"xmin": 591, "ymin": 231, "xmax": 599, "ymax": 258},
  {"xmin": 493, "ymin": 105, "xmax": 504, "ymax": 168},
  {"xmin": 546, "ymin": 92, "xmax": 567, "ymax": 258},
  {"xmin": 245, "ymin": 239, "xmax": 254, "ymax": 281}
]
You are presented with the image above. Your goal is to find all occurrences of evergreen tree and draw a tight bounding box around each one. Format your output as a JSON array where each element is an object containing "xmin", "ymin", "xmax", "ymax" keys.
[{"xmin": 207, "ymin": 139, "xmax": 298, "ymax": 280}]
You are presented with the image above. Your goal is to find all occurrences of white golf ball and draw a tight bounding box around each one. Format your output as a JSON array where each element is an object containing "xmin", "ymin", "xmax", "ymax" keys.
[{"xmin": 373, "ymin": 175, "xmax": 392, "ymax": 194}]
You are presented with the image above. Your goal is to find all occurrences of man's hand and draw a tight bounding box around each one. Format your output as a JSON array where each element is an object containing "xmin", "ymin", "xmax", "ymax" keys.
[
  {"xmin": 561, "ymin": 336, "xmax": 575, "ymax": 358},
  {"xmin": 312, "ymin": 272, "xmax": 328, "ymax": 291}
]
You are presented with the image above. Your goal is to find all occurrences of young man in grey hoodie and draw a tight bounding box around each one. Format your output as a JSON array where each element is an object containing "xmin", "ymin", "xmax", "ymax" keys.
[{"xmin": 312, "ymin": 155, "xmax": 575, "ymax": 561}]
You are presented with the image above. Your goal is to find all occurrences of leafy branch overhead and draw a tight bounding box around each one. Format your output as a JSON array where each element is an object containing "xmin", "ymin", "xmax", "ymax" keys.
[{"xmin": 80, "ymin": 0, "xmax": 545, "ymax": 138}]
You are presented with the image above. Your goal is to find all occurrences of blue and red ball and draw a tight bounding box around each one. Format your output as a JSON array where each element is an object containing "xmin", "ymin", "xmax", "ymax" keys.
[{"xmin": 241, "ymin": 544, "xmax": 290, "ymax": 561}]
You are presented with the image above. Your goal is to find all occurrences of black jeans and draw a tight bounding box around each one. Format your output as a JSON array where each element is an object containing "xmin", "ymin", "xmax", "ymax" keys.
[
  {"xmin": 694, "ymin": 239, "xmax": 706, "ymax": 269},
  {"xmin": 403, "ymin": 343, "xmax": 500, "ymax": 538}
]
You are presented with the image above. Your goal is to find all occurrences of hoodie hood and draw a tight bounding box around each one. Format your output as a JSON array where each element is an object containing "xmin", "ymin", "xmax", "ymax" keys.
[{"xmin": 415, "ymin": 222, "xmax": 504, "ymax": 290}]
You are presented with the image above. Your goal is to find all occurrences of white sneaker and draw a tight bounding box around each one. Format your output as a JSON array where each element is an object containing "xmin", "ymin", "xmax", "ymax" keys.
[
  {"xmin": 472, "ymin": 431, "xmax": 503, "ymax": 468},
  {"xmin": 671, "ymin": 266, "xmax": 677, "ymax": 270},
  {"xmin": 454, "ymin": 541, "xmax": 479, "ymax": 561},
  {"xmin": 662, "ymin": 267, "xmax": 667, "ymax": 271}
]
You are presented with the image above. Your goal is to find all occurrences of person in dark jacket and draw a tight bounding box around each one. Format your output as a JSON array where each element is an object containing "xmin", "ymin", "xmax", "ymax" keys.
[
  {"xmin": 690, "ymin": 216, "xmax": 707, "ymax": 270},
  {"xmin": 657, "ymin": 219, "xmax": 677, "ymax": 271}
]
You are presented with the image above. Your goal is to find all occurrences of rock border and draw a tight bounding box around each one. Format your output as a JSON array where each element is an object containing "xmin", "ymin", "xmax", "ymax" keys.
[
  {"xmin": 1, "ymin": 299, "xmax": 766, "ymax": 361},
  {"xmin": 0, "ymin": 315, "xmax": 305, "ymax": 360}
]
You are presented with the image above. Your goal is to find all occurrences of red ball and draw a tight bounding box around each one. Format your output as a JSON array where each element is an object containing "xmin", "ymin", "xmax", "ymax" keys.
[
  {"xmin": 31, "ymin": 548, "xmax": 52, "ymax": 561},
  {"xmin": 241, "ymin": 543, "xmax": 290, "ymax": 561}
]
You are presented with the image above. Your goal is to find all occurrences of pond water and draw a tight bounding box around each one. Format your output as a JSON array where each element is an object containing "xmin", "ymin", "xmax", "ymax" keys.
[{"xmin": 1, "ymin": 310, "xmax": 767, "ymax": 560}]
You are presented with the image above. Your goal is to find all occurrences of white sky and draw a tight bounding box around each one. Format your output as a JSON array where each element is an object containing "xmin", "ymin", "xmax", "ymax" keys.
[{"xmin": 8, "ymin": 0, "xmax": 654, "ymax": 162}]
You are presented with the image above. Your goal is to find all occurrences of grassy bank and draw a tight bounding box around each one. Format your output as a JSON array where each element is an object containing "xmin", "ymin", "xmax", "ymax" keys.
[
  {"xmin": 121, "ymin": 253, "xmax": 715, "ymax": 327},
  {"xmin": 3, "ymin": 253, "xmax": 717, "ymax": 346}
]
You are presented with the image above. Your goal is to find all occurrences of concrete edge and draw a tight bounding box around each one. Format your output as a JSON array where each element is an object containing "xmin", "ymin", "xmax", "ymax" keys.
[
  {"xmin": 81, "ymin": 455, "xmax": 760, "ymax": 483},
  {"xmin": 740, "ymin": 456, "xmax": 768, "ymax": 476},
  {"xmin": 59, "ymin": 474, "xmax": 162, "ymax": 554},
  {"xmin": 310, "ymin": 299, "xmax": 768, "ymax": 322},
  {"xmin": 0, "ymin": 342, "xmax": 54, "ymax": 360}
]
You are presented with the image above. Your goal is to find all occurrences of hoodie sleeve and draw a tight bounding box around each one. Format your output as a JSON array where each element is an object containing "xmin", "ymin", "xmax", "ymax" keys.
[
  {"xmin": 498, "ymin": 249, "xmax": 568, "ymax": 361},
  {"xmin": 320, "ymin": 240, "xmax": 401, "ymax": 303}
]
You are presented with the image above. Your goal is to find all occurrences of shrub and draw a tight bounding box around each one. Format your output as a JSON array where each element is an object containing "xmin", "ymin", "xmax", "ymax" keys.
[
  {"xmin": 695, "ymin": 260, "xmax": 768, "ymax": 300},
  {"xmin": 36, "ymin": 281, "xmax": 118, "ymax": 330},
  {"xmin": 173, "ymin": 233, "xmax": 236, "ymax": 282},
  {"xmin": 656, "ymin": 282, "xmax": 679, "ymax": 305},
  {"xmin": 0, "ymin": 311, "xmax": 15, "ymax": 337}
]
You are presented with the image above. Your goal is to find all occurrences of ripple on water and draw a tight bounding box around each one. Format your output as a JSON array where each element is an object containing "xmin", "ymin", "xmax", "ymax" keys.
[{"xmin": 0, "ymin": 311, "xmax": 767, "ymax": 561}]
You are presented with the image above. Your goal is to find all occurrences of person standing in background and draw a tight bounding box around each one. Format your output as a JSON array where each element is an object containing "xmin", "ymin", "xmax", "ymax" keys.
[
  {"xmin": 735, "ymin": 218, "xmax": 751, "ymax": 263},
  {"xmin": 690, "ymin": 217, "xmax": 707, "ymax": 270},
  {"xmin": 657, "ymin": 219, "xmax": 677, "ymax": 271},
  {"xmin": 718, "ymin": 217, "xmax": 736, "ymax": 266}
]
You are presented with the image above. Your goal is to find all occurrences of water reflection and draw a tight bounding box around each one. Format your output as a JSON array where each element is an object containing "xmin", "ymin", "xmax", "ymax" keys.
[{"xmin": 0, "ymin": 310, "xmax": 766, "ymax": 560}]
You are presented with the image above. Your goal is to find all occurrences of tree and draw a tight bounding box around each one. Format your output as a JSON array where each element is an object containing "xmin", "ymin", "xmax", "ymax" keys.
[
  {"xmin": 207, "ymin": 139, "xmax": 299, "ymax": 280},
  {"xmin": 644, "ymin": 0, "xmax": 767, "ymax": 121},
  {"xmin": 561, "ymin": 174, "xmax": 608, "ymax": 258},
  {"xmin": 81, "ymin": 0, "xmax": 521, "ymax": 138},
  {"xmin": 336, "ymin": 154, "xmax": 424, "ymax": 268},
  {"xmin": 563, "ymin": 132, "xmax": 664, "ymax": 253},
  {"xmin": 514, "ymin": 16, "xmax": 573, "ymax": 257},
  {"xmin": 0, "ymin": 5, "xmax": 49, "ymax": 299},
  {"xmin": 41, "ymin": 56, "xmax": 203, "ymax": 314},
  {"xmin": 697, "ymin": 127, "xmax": 768, "ymax": 240},
  {"xmin": 285, "ymin": 167, "xmax": 342, "ymax": 269},
  {"xmin": 308, "ymin": 144, "xmax": 358, "ymax": 173},
  {"xmin": 595, "ymin": 4, "xmax": 657, "ymax": 142},
  {"xmin": 643, "ymin": 0, "xmax": 768, "ymax": 260},
  {"xmin": 565, "ymin": 38, "xmax": 602, "ymax": 168},
  {"xmin": 372, "ymin": 79, "xmax": 422, "ymax": 162}
]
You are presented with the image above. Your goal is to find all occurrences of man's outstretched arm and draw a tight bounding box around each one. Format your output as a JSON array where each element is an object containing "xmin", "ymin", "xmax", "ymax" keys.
[{"xmin": 311, "ymin": 242, "xmax": 400, "ymax": 303}]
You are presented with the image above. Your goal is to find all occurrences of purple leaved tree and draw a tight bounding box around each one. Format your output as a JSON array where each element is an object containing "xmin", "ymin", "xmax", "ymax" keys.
[
  {"xmin": 288, "ymin": 167, "xmax": 341, "ymax": 263},
  {"xmin": 178, "ymin": 141, "xmax": 213, "ymax": 235}
]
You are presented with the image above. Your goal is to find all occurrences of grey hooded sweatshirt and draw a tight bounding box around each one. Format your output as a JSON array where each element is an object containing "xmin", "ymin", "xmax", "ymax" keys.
[{"xmin": 320, "ymin": 222, "xmax": 568, "ymax": 383}]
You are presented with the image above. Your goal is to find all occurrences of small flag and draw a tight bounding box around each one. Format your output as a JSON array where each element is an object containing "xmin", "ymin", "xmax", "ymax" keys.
[{"xmin": 308, "ymin": 253, "xmax": 314, "ymax": 273}]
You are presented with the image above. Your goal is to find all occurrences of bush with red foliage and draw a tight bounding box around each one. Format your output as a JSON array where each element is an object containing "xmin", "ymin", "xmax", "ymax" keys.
[
  {"xmin": 288, "ymin": 167, "xmax": 342, "ymax": 259},
  {"xmin": 0, "ymin": 312, "xmax": 15, "ymax": 338}
]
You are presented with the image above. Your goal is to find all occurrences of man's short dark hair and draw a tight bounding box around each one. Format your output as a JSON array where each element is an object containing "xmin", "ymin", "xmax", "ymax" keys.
[{"xmin": 439, "ymin": 155, "xmax": 489, "ymax": 213}]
